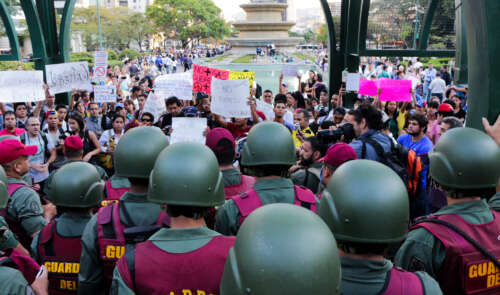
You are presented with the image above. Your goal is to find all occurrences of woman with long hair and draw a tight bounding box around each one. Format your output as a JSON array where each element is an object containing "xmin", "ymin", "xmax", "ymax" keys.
[
  {"xmin": 384, "ymin": 101, "xmax": 400, "ymax": 139},
  {"xmin": 67, "ymin": 113, "xmax": 101, "ymax": 163}
]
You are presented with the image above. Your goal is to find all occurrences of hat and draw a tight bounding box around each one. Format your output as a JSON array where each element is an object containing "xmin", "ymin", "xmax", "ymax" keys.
[
  {"xmin": 114, "ymin": 103, "xmax": 125, "ymax": 110},
  {"xmin": 282, "ymin": 82, "xmax": 289, "ymax": 87},
  {"xmin": 183, "ymin": 106, "xmax": 199, "ymax": 117},
  {"xmin": 0, "ymin": 139, "xmax": 37, "ymax": 164},
  {"xmin": 206, "ymin": 128, "xmax": 235, "ymax": 152},
  {"xmin": 45, "ymin": 110, "xmax": 57, "ymax": 119},
  {"xmin": 438, "ymin": 103, "xmax": 453, "ymax": 113},
  {"xmin": 64, "ymin": 136, "xmax": 84, "ymax": 152},
  {"xmin": 320, "ymin": 143, "xmax": 357, "ymax": 168}
]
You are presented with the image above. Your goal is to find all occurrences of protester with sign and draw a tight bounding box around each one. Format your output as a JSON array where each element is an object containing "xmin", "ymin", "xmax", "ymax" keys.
[{"xmin": 213, "ymin": 96, "xmax": 260, "ymax": 140}]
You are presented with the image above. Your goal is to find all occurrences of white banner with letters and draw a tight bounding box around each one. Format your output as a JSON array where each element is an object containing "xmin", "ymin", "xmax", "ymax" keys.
[
  {"xmin": 211, "ymin": 78, "xmax": 250, "ymax": 118},
  {"xmin": 170, "ymin": 117, "xmax": 207, "ymax": 145},
  {"xmin": 46, "ymin": 61, "xmax": 92, "ymax": 95},
  {"xmin": 154, "ymin": 73, "xmax": 193, "ymax": 100},
  {"xmin": 0, "ymin": 71, "xmax": 45, "ymax": 102}
]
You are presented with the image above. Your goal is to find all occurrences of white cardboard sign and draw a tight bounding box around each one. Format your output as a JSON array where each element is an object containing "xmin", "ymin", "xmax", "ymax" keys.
[
  {"xmin": 170, "ymin": 117, "xmax": 207, "ymax": 145},
  {"xmin": 94, "ymin": 85, "xmax": 116, "ymax": 103},
  {"xmin": 46, "ymin": 61, "xmax": 92, "ymax": 95},
  {"xmin": 154, "ymin": 73, "xmax": 193, "ymax": 100},
  {"xmin": 211, "ymin": 78, "xmax": 250, "ymax": 118},
  {"xmin": 142, "ymin": 92, "xmax": 166, "ymax": 123},
  {"xmin": 0, "ymin": 71, "xmax": 45, "ymax": 103}
]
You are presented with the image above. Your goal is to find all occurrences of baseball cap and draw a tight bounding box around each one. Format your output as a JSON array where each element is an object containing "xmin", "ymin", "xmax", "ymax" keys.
[
  {"xmin": 282, "ymin": 82, "xmax": 289, "ymax": 87},
  {"xmin": 437, "ymin": 103, "xmax": 453, "ymax": 113},
  {"xmin": 64, "ymin": 136, "xmax": 84, "ymax": 152},
  {"xmin": 0, "ymin": 139, "xmax": 37, "ymax": 164},
  {"xmin": 114, "ymin": 103, "xmax": 125, "ymax": 111},
  {"xmin": 320, "ymin": 143, "xmax": 357, "ymax": 168},
  {"xmin": 206, "ymin": 128, "xmax": 235, "ymax": 152},
  {"xmin": 182, "ymin": 106, "xmax": 199, "ymax": 117}
]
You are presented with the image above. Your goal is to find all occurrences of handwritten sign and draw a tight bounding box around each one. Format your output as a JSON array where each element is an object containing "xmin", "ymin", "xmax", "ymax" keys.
[
  {"xmin": 143, "ymin": 92, "xmax": 166, "ymax": 123},
  {"xmin": 228, "ymin": 71, "xmax": 255, "ymax": 94},
  {"xmin": 211, "ymin": 78, "xmax": 250, "ymax": 118},
  {"xmin": 170, "ymin": 117, "xmax": 207, "ymax": 145},
  {"xmin": 154, "ymin": 73, "xmax": 193, "ymax": 100},
  {"xmin": 378, "ymin": 79, "xmax": 412, "ymax": 102},
  {"xmin": 192, "ymin": 64, "xmax": 229, "ymax": 94},
  {"xmin": 46, "ymin": 62, "xmax": 92, "ymax": 95},
  {"xmin": 346, "ymin": 73, "xmax": 361, "ymax": 92},
  {"xmin": 0, "ymin": 71, "xmax": 45, "ymax": 103},
  {"xmin": 282, "ymin": 64, "xmax": 299, "ymax": 77},
  {"xmin": 94, "ymin": 51, "xmax": 108, "ymax": 83},
  {"xmin": 358, "ymin": 79, "xmax": 378, "ymax": 96},
  {"xmin": 94, "ymin": 85, "xmax": 116, "ymax": 103}
]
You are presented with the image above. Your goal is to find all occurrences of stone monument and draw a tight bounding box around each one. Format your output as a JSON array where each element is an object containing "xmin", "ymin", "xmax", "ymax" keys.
[{"xmin": 226, "ymin": 0, "xmax": 302, "ymax": 52}]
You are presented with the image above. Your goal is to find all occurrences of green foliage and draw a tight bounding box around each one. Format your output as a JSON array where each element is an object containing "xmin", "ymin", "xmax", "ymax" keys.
[
  {"xmin": 108, "ymin": 60, "xmax": 124, "ymax": 68},
  {"xmin": 107, "ymin": 50, "xmax": 119, "ymax": 60},
  {"xmin": 70, "ymin": 52, "xmax": 94, "ymax": 63},
  {"xmin": 72, "ymin": 6, "xmax": 155, "ymax": 51},
  {"xmin": 119, "ymin": 49, "xmax": 141, "ymax": 61},
  {"xmin": 0, "ymin": 61, "xmax": 34, "ymax": 70},
  {"xmin": 294, "ymin": 53, "xmax": 316, "ymax": 63},
  {"xmin": 231, "ymin": 54, "xmax": 256, "ymax": 64},
  {"xmin": 206, "ymin": 54, "xmax": 232, "ymax": 63},
  {"xmin": 146, "ymin": 0, "xmax": 231, "ymax": 48}
]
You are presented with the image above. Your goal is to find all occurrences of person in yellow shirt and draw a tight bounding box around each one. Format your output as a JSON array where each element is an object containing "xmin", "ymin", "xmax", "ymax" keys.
[{"xmin": 292, "ymin": 109, "xmax": 315, "ymax": 148}]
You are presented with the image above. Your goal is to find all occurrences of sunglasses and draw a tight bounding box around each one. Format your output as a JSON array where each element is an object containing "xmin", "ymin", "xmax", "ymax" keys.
[{"xmin": 141, "ymin": 118, "xmax": 153, "ymax": 122}]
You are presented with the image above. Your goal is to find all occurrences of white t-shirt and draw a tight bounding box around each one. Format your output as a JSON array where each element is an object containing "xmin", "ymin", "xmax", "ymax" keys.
[{"xmin": 429, "ymin": 78, "xmax": 446, "ymax": 95}]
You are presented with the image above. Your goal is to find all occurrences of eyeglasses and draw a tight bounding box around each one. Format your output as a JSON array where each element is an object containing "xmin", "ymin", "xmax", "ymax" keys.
[{"xmin": 141, "ymin": 118, "xmax": 153, "ymax": 122}]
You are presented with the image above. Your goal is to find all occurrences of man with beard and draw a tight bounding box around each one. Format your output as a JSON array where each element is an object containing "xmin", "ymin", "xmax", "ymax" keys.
[
  {"xmin": 290, "ymin": 137, "xmax": 325, "ymax": 194},
  {"xmin": 397, "ymin": 113, "xmax": 433, "ymax": 218}
]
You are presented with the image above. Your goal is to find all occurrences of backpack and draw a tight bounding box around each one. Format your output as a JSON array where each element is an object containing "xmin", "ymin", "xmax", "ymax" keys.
[
  {"xmin": 20, "ymin": 131, "xmax": 51, "ymax": 160},
  {"xmin": 361, "ymin": 134, "xmax": 428, "ymax": 197}
]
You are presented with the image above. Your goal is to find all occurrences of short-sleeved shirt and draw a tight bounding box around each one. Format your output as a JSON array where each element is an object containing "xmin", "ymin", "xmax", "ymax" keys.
[{"xmin": 226, "ymin": 122, "xmax": 251, "ymax": 139}]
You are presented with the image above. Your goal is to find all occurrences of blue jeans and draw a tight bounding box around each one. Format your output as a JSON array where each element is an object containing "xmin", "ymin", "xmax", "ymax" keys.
[{"xmin": 423, "ymin": 80, "xmax": 431, "ymax": 102}]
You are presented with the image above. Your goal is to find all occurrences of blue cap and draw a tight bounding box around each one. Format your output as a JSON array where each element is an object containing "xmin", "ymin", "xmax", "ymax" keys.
[
  {"xmin": 183, "ymin": 106, "xmax": 199, "ymax": 117},
  {"xmin": 114, "ymin": 103, "xmax": 125, "ymax": 110}
]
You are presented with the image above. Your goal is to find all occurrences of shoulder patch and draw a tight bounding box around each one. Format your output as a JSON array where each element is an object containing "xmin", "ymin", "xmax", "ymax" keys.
[
  {"xmin": 29, "ymin": 201, "xmax": 41, "ymax": 214},
  {"xmin": 408, "ymin": 256, "xmax": 426, "ymax": 272}
]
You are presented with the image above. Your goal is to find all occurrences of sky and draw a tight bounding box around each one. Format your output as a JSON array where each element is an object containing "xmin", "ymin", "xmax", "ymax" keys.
[{"xmin": 212, "ymin": 0, "xmax": 322, "ymax": 21}]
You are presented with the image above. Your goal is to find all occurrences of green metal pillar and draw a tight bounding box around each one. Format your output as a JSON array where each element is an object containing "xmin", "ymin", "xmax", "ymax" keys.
[
  {"xmin": 453, "ymin": 0, "xmax": 467, "ymax": 85},
  {"xmin": 342, "ymin": 0, "xmax": 363, "ymax": 108},
  {"xmin": 462, "ymin": 0, "xmax": 500, "ymax": 130},
  {"xmin": 418, "ymin": 0, "xmax": 439, "ymax": 50},
  {"xmin": 0, "ymin": 0, "xmax": 21, "ymax": 60}
]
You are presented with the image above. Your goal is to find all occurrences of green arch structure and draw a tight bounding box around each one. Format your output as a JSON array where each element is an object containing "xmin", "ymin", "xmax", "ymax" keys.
[{"xmin": 0, "ymin": 0, "xmax": 498, "ymax": 129}]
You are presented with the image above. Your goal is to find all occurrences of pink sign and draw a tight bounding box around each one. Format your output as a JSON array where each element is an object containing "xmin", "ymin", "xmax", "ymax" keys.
[
  {"xmin": 192, "ymin": 64, "xmax": 229, "ymax": 94},
  {"xmin": 358, "ymin": 79, "xmax": 378, "ymax": 96},
  {"xmin": 378, "ymin": 79, "xmax": 412, "ymax": 102}
]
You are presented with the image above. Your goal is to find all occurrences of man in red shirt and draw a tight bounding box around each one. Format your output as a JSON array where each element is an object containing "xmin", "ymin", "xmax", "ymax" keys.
[
  {"xmin": 214, "ymin": 98, "xmax": 260, "ymax": 139},
  {"xmin": 0, "ymin": 111, "xmax": 26, "ymax": 137}
]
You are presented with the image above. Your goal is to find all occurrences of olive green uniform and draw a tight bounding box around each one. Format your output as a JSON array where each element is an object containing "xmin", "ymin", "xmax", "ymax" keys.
[
  {"xmin": 0, "ymin": 216, "xmax": 19, "ymax": 250},
  {"xmin": 6, "ymin": 177, "xmax": 47, "ymax": 237},
  {"xmin": 43, "ymin": 160, "xmax": 108, "ymax": 198},
  {"xmin": 395, "ymin": 200, "xmax": 493, "ymax": 278},
  {"xmin": 30, "ymin": 212, "xmax": 91, "ymax": 262},
  {"xmin": 488, "ymin": 192, "xmax": 500, "ymax": 211},
  {"xmin": 215, "ymin": 178, "xmax": 318, "ymax": 236},
  {"xmin": 78, "ymin": 192, "xmax": 163, "ymax": 295},
  {"xmin": 340, "ymin": 257, "xmax": 442, "ymax": 295},
  {"xmin": 0, "ymin": 266, "xmax": 34, "ymax": 294},
  {"xmin": 290, "ymin": 162, "xmax": 322, "ymax": 193},
  {"xmin": 108, "ymin": 175, "xmax": 130, "ymax": 190},
  {"xmin": 110, "ymin": 227, "xmax": 225, "ymax": 295},
  {"xmin": 221, "ymin": 168, "xmax": 243, "ymax": 186}
]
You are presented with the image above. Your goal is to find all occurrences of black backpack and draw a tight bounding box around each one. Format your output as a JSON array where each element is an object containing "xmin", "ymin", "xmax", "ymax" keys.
[{"xmin": 361, "ymin": 134, "xmax": 411, "ymax": 189}]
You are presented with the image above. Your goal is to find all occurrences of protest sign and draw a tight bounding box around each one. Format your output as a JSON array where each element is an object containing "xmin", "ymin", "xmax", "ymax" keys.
[
  {"xmin": 256, "ymin": 99, "xmax": 274, "ymax": 121},
  {"xmin": 94, "ymin": 51, "xmax": 108, "ymax": 83},
  {"xmin": 228, "ymin": 71, "xmax": 255, "ymax": 94},
  {"xmin": 46, "ymin": 62, "xmax": 92, "ymax": 95},
  {"xmin": 94, "ymin": 85, "xmax": 116, "ymax": 103},
  {"xmin": 282, "ymin": 64, "xmax": 299, "ymax": 77},
  {"xmin": 346, "ymin": 73, "xmax": 361, "ymax": 92},
  {"xmin": 170, "ymin": 117, "xmax": 207, "ymax": 145},
  {"xmin": 211, "ymin": 78, "xmax": 251, "ymax": 118},
  {"xmin": 0, "ymin": 71, "xmax": 45, "ymax": 103},
  {"xmin": 358, "ymin": 79, "xmax": 378, "ymax": 96},
  {"xmin": 154, "ymin": 73, "xmax": 193, "ymax": 100},
  {"xmin": 378, "ymin": 79, "xmax": 412, "ymax": 102},
  {"xmin": 192, "ymin": 64, "xmax": 229, "ymax": 94},
  {"xmin": 143, "ymin": 92, "xmax": 166, "ymax": 123}
]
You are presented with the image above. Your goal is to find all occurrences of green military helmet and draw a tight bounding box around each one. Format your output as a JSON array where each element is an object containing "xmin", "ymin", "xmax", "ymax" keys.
[
  {"xmin": 318, "ymin": 160, "xmax": 409, "ymax": 244},
  {"xmin": 0, "ymin": 166, "xmax": 8, "ymax": 209},
  {"xmin": 429, "ymin": 127, "xmax": 500, "ymax": 192},
  {"xmin": 220, "ymin": 204, "xmax": 341, "ymax": 295},
  {"xmin": 50, "ymin": 162, "xmax": 104, "ymax": 208},
  {"xmin": 240, "ymin": 122, "xmax": 296, "ymax": 167},
  {"xmin": 114, "ymin": 126, "xmax": 169, "ymax": 179},
  {"xmin": 148, "ymin": 142, "xmax": 224, "ymax": 206},
  {"xmin": 0, "ymin": 135, "xmax": 17, "ymax": 142}
]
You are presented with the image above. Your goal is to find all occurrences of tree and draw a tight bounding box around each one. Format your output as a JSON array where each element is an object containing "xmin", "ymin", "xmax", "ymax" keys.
[{"xmin": 146, "ymin": 0, "xmax": 231, "ymax": 48}]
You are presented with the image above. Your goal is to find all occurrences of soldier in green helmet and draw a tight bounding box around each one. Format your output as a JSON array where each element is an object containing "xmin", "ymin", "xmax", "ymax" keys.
[
  {"xmin": 111, "ymin": 142, "xmax": 234, "ymax": 295},
  {"xmin": 318, "ymin": 160, "xmax": 441, "ymax": 294},
  {"xmin": 78, "ymin": 126, "xmax": 170, "ymax": 294},
  {"xmin": 0, "ymin": 165, "xmax": 24, "ymax": 253},
  {"xmin": 483, "ymin": 115, "xmax": 500, "ymax": 211},
  {"xmin": 31, "ymin": 162, "xmax": 104, "ymax": 294},
  {"xmin": 215, "ymin": 122, "xmax": 317, "ymax": 236},
  {"xmin": 220, "ymin": 203, "xmax": 342, "ymax": 295},
  {"xmin": 395, "ymin": 128, "xmax": 500, "ymax": 294}
]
